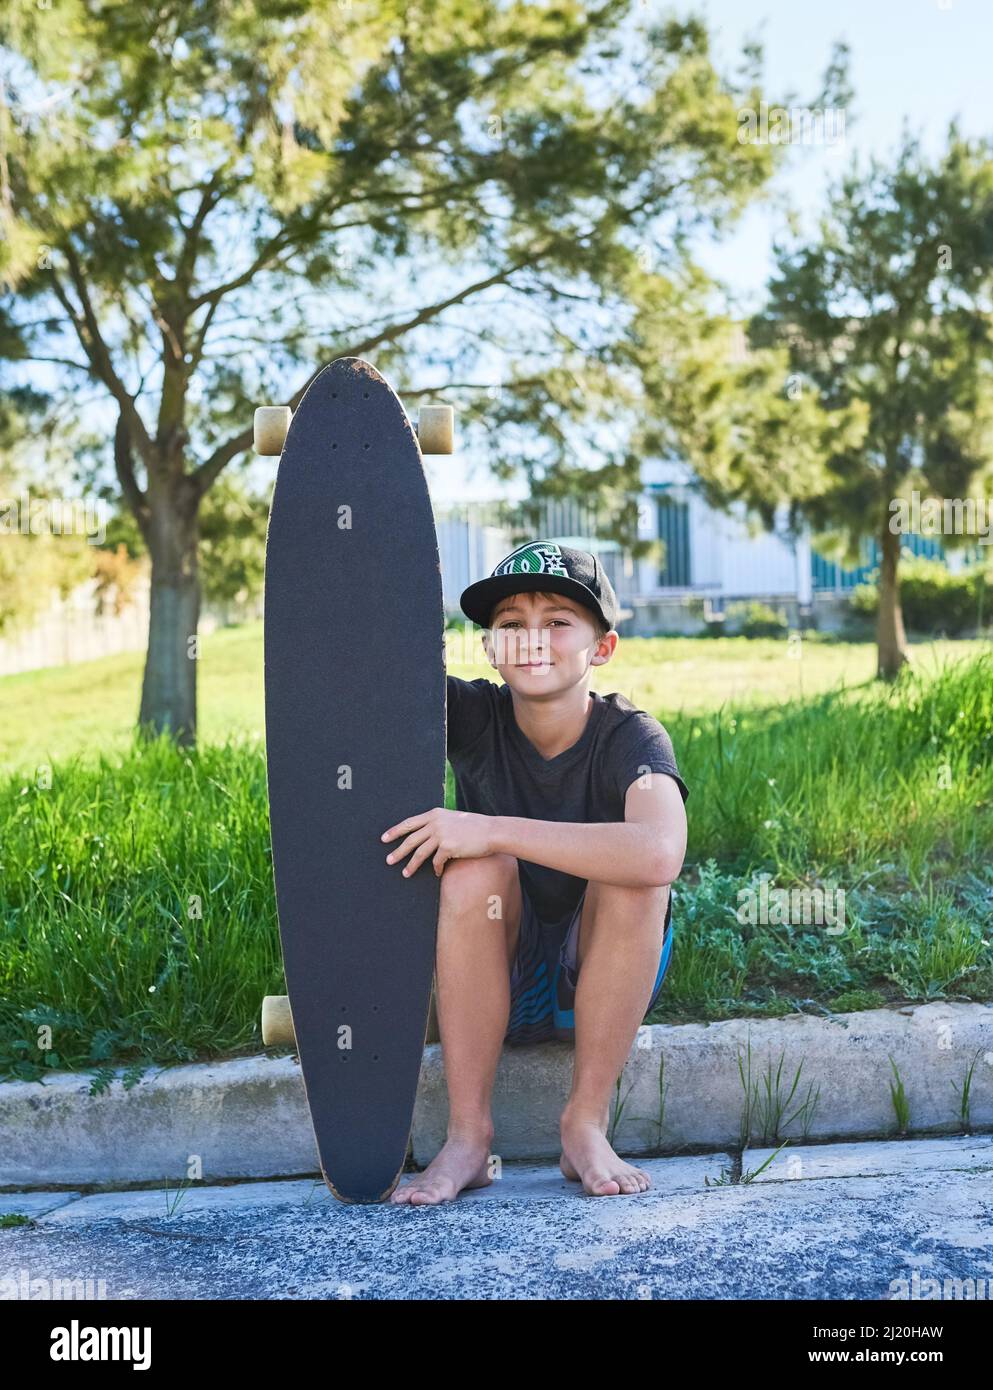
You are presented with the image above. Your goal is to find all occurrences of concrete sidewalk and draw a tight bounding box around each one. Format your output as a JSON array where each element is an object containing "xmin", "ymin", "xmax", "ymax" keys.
[
  {"xmin": 2, "ymin": 1137, "xmax": 991, "ymax": 1300},
  {"xmin": 4, "ymin": 1003, "xmax": 992, "ymax": 1187}
]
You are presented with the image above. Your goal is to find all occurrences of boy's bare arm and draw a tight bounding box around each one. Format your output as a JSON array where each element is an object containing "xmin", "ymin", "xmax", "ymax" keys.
[{"xmin": 491, "ymin": 774, "xmax": 686, "ymax": 889}]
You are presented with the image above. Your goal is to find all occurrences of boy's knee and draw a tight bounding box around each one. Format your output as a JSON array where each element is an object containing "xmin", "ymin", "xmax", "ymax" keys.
[
  {"xmin": 441, "ymin": 853, "xmax": 521, "ymax": 924},
  {"xmin": 587, "ymin": 880, "xmax": 669, "ymax": 911},
  {"xmin": 441, "ymin": 851, "xmax": 518, "ymax": 894}
]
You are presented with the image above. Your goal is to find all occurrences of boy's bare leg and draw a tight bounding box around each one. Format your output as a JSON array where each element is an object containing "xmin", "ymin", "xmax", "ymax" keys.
[
  {"xmin": 559, "ymin": 882, "xmax": 669, "ymax": 1196},
  {"xmin": 390, "ymin": 854, "xmax": 521, "ymax": 1206}
]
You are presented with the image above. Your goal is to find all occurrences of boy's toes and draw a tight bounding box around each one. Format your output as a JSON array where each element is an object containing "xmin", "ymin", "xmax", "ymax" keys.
[
  {"xmin": 606, "ymin": 1164, "xmax": 650, "ymax": 1194},
  {"xmin": 620, "ymin": 1164, "xmax": 650, "ymax": 1191},
  {"xmin": 391, "ymin": 1178, "xmax": 450, "ymax": 1205}
]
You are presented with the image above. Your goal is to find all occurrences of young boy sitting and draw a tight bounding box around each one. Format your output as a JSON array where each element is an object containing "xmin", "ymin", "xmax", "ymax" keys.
[{"xmin": 383, "ymin": 541, "xmax": 688, "ymax": 1204}]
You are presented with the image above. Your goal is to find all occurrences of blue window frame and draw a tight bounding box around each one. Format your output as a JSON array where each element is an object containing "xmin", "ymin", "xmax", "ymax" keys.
[
  {"xmin": 811, "ymin": 533, "xmax": 948, "ymax": 590},
  {"xmin": 656, "ymin": 496, "xmax": 690, "ymax": 587}
]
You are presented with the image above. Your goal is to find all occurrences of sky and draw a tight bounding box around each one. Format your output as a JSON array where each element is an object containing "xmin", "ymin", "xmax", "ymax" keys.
[
  {"xmin": 427, "ymin": 0, "xmax": 993, "ymax": 504},
  {"xmin": 691, "ymin": 0, "xmax": 993, "ymax": 312}
]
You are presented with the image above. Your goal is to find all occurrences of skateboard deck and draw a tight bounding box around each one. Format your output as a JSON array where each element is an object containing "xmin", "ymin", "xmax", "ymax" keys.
[{"xmin": 262, "ymin": 357, "xmax": 446, "ymax": 1203}]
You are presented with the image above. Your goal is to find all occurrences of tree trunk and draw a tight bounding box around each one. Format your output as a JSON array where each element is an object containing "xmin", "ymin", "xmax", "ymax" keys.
[
  {"xmin": 138, "ymin": 477, "xmax": 200, "ymax": 746},
  {"xmin": 876, "ymin": 520, "xmax": 909, "ymax": 679}
]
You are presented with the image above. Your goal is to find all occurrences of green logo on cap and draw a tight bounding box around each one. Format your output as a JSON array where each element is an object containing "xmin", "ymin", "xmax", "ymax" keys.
[{"xmin": 495, "ymin": 541, "xmax": 569, "ymax": 577}]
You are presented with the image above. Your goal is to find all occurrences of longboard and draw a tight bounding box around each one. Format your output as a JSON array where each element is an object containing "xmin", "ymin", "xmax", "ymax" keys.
[{"xmin": 257, "ymin": 357, "xmax": 452, "ymax": 1203}]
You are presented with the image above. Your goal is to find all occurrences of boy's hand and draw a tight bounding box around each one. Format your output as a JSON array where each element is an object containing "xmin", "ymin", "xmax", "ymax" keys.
[{"xmin": 381, "ymin": 808, "xmax": 496, "ymax": 878}]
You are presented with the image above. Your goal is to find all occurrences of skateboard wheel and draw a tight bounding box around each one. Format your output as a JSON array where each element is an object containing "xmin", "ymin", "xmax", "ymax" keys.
[
  {"xmin": 261, "ymin": 994, "xmax": 296, "ymax": 1046},
  {"xmin": 416, "ymin": 404, "xmax": 454, "ymax": 455},
  {"xmin": 254, "ymin": 406, "xmax": 293, "ymax": 455}
]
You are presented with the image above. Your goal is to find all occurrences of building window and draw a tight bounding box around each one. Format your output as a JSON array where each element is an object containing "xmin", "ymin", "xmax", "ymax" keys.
[{"xmin": 656, "ymin": 496, "xmax": 690, "ymax": 587}]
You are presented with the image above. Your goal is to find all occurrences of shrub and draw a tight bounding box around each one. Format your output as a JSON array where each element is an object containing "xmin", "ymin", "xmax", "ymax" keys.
[
  {"xmin": 725, "ymin": 600, "xmax": 789, "ymax": 638},
  {"xmin": 849, "ymin": 553, "xmax": 992, "ymax": 635}
]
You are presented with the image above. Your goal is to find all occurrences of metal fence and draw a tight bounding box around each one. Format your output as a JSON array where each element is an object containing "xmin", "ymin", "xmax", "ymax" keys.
[{"xmin": 0, "ymin": 578, "xmax": 259, "ymax": 678}]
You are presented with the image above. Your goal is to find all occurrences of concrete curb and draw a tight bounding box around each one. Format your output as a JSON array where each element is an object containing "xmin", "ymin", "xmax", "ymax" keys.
[{"xmin": 2, "ymin": 1003, "xmax": 991, "ymax": 1188}]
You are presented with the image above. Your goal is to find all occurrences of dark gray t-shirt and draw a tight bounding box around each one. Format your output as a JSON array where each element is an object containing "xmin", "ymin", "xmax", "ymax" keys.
[{"xmin": 446, "ymin": 676, "xmax": 689, "ymax": 923}]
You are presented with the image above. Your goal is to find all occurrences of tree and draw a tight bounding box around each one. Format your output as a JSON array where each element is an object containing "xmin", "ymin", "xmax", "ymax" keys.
[
  {"xmin": 747, "ymin": 125, "xmax": 993, "ymax": 677},
  {"xmin": 197, "ymin": 473, "xmax": 269, "ymax": 619},
  {"xmin": 0, "ymin": 0, "xmax": 837, "ymax": 741},
  {"xmin": 636, "ymin": 126, "xmax": 993, "ymax": 679}
]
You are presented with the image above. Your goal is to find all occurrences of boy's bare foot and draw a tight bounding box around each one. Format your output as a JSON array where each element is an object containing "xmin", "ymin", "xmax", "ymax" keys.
[
  {"xmin": 389, "ymin": 1131, "xmax": 494, "ymax": 1206},
  {"xmin": 559, "ymin": 1107, "xmax": 652, "ymax": 1196}
]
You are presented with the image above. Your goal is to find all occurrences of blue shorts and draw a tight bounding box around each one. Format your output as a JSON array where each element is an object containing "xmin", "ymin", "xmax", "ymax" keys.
[{"xmin": 504, "ymin": 872, "xmax": 673, "ymax": 1047}]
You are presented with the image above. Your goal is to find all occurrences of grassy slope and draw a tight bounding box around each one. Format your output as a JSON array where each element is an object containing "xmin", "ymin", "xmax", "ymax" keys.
[
  {"xmin": 0, "ymin": 619, "xmax": 983, "ymax": 771},
  {"xmin": 1, "ymin": 629, "xmax": 991, "ymax": 1080}
]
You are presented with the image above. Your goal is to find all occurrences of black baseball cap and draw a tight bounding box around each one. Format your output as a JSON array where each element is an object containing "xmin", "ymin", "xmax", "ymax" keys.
[{"xmin": 460, "ymin": 539, "xmax": 619, "ymax": 632}]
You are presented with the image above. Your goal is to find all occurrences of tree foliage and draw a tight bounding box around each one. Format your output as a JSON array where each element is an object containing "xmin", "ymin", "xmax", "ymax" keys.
[{"xmin": 0, "ymin": 0, "xmax": 838, "ymax": 734}]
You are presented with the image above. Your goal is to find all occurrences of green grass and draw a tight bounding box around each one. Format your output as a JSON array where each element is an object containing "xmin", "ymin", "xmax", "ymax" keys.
[
  {"xmin": 1, "ymin": 631, "xmax": 991, "ymax": 1080},
  {"xmin": 0, "ymin": 623, "xmax": 266, "ymax": 773},
  {"xmin": 674, "ymin": 647, "xmax": 993, "ymax": 881},
  {"xmin": 0, "ymin": 619, "xmax": 982, "ymax": 771}
]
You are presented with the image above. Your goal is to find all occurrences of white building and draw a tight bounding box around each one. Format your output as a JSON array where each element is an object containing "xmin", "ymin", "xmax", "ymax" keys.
[
  {"xmin": 436, "ymin": 314, "xmax": 967, "ymax": 634},
  {"xmin": 433, "ymin": 470, "xmax": 957, "ymax": 636}
]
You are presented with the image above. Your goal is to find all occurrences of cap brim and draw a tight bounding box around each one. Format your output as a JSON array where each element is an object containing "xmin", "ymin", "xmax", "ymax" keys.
[{"xmin": 459, "ymin": 573, "xmax": 606, "ymax": 629}]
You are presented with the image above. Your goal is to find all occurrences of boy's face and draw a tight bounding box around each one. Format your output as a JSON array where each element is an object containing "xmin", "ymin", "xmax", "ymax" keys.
[{"xmin": 482, "ymin": 591, "xmax": 617, "ymax": 689}]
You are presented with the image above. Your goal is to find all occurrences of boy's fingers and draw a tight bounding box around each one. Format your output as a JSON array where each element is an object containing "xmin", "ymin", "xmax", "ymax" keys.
[
  {"xmin": 403, "ymin": 840, "xmax": 437, "ymax": 876},
  {"xmin": 388, "ymin": 827, "xmax": 431, "ymax": 862},
  {"xmin": 382, "ymin": 813, "xmax": 431, "ymax": 841}
]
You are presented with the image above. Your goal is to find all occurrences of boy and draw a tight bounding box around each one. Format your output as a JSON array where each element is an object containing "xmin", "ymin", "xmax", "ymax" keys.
[{"xmin": 382, "ymin": 540, "xmax": 688, "ymax": 1203}]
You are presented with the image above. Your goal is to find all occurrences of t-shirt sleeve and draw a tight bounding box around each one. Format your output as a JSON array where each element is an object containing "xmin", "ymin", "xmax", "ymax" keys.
[
  {"xmin": 606, "ymin": 711, "xmax": 689, "ymax": 810},
  {"xmin": 446, "ymin": 676, "xmax": 494, "ymax": 759}
]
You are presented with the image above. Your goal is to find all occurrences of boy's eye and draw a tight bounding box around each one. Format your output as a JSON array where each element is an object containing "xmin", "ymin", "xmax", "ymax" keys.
[{"xmin": 500, "ymin": 620, "xmax": 567, "ymax": 628}]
